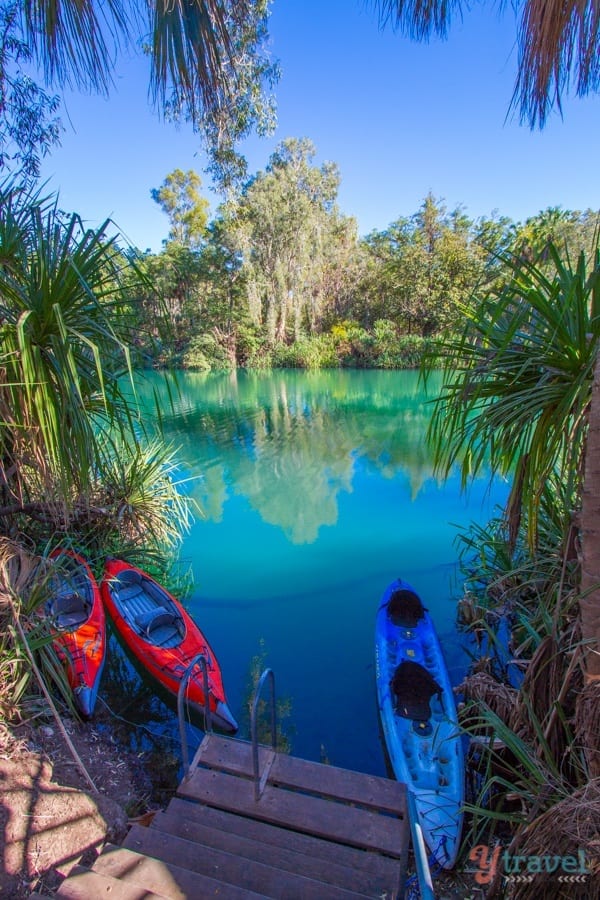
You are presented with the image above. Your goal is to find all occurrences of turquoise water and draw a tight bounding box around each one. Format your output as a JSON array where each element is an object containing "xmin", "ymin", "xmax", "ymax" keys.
[{"xmin": 137, "ymin": 369, "xmax": 507, "ymax": 776}]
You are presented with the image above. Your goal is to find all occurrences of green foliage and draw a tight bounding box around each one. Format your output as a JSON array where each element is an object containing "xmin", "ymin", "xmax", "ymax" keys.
[
  {"xmin": 241, "ymin": 639, "xmax": 293, "ymax": 752},
  {"xmin": 151, "ymin": 169, "xmax": 210, "ymax": 249},
  {"xmin": 234, "ymin": 321, "xmax": 269, "ymax": 367},
  {"xmin": 0, "ymin": 1, "xmax": 62, "ymax": 178},
  {"xmin": 0, "ymin": 178, "xmax": 193, "ymax": 554},
  {"xmin": 360, "ymin": 193, "xmax": 486, "ymax": 337},
  {"xmin": 0, "ymin": 181, "xmax": 196, "ymax": 730},
  {"xmin": 428, "ymin": 237, "xmax": 600, "ymax": 550},
  {"xmin": 0, "ymin": 178, "xmax": 139, "ymax": 501},
  {"xmin": 221, "ymin": 138, "xmax": 356, "ymax": 343},
  {"xmin": 424, "ymin": 232, "xmax": 600, "ymax": 861},
  {"xmin": 183, "ymin": 333, "xmax": 234, "ymax": 371},
  {"xmin": 190, "ymin": 0, "xmax": 280, "ymax": 192},
  {"xmin": 135, "ymin": 179, "xmax": 600, "ymax": 379},
  {"xmin": 271, "ymin": 334, "xmax": 338, "ymax": 369}
]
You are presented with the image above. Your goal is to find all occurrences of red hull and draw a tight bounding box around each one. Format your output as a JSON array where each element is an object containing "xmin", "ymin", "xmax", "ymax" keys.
[
  {"xmin": 101, "ymin": 558, "xmax": 237, "ymax": 733},
  {"xmin": 48, "ymin": 549, "xmax": 106, "ymax": 718}
]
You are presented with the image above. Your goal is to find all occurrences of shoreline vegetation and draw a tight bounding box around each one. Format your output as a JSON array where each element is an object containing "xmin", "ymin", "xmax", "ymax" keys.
[{"xmin": 1, "ymin": 178, "xmax": 600, "ymax": 898}]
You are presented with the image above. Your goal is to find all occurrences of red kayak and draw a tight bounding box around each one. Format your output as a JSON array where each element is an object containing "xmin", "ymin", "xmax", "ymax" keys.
[
  {"xmin": 47, "ymin": 549, "xmax": 106, "ymax": 718},
  {"xmin": 101, "ymin": 558, "xmax": 237, "ymax": 733}
]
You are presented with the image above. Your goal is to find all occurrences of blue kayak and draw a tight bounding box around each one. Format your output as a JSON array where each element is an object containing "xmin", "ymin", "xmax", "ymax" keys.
[{"xmin": 375, "ymin": 578, "xmax": 464, "ymax": 869}]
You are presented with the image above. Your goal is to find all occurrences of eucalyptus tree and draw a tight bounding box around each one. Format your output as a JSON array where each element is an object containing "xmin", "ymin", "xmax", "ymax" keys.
[
  {"xmin": 151, "ymin": 169, "xmax": 210, "ymax": 250},
  {"xmin": 223, "ymin": 137, "xmax": 358, "ymax": 343},
  {"xmin": 0, "ymin": 1, "xmax": 62, "ymax": 177}
]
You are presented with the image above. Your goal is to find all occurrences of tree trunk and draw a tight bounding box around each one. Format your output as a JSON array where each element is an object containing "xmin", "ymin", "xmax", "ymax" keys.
[
  {"xmin": 577, "ymin": 356, "xmax": 600, "ymax": 778},
  {"xmin": 581, "ymin": 355, "xmax": 600, "ymax": 681}
]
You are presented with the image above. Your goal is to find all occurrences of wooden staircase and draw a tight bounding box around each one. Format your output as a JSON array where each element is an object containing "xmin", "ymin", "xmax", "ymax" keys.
[{"xmin": 54, "ymin": 732, "xmax": 409, "ymax": 899}]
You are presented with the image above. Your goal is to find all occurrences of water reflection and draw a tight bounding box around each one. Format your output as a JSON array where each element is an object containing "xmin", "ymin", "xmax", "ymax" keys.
[
  {"xmin": 129, "ymin": 368, "xmax": 506, "ymax": 773},
  {"xmin": 137, "ymin": 369, "xmax": 444, "ymax": 544}
]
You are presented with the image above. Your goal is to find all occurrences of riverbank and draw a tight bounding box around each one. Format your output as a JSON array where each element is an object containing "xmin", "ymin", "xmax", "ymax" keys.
[{"xmin": 0, "ymin": 706, "xmax": 175, "ymax": 898}]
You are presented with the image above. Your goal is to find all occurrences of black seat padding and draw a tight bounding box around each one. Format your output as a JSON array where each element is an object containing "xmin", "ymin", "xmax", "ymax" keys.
[
  {"xmin": 391, "ymin": 660, "xmax": 441, "ymax": 721},
  {"xmin": 387, "ymin": 589, "xmax": 426, "ymax": 628}
]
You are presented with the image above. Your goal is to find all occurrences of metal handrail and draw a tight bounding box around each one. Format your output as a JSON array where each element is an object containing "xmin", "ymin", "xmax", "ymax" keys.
[
  {"xmin": 177, "ymin": 652, "xmax": 211, "ymax": 778},
  {"xmin": 250, "ymin": 667, "xmax": 276, "ymax": 801}
]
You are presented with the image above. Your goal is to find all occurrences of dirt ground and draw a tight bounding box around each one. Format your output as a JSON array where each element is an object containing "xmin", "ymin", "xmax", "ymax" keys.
[{"xmin": 0, "ymin": 714, "xmax": 156, "ymax": 898}]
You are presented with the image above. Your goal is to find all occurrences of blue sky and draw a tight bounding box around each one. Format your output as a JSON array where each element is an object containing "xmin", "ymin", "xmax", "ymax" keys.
[{"xmin": 38, "ymin": 0, "xmax": 600, "ymax": 253}]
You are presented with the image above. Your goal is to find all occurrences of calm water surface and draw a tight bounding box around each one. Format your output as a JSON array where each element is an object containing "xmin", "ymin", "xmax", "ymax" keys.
[{"xmin": 137, "ymin": 369, "xmax": 507, "ymax": 776}]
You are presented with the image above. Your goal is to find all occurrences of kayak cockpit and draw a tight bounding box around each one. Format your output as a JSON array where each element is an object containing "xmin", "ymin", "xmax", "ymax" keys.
[{"xmin": 108, "ymin": 568, "xmax": 187, "ymax": 648}]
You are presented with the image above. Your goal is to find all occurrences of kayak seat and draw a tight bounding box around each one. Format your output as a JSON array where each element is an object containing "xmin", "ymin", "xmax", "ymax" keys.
[
  {"xmin": 387, "ymin": 588, "xmax": 426, "ymax": 628},
  {"xmin": 114, "ymin": 571, "xmax": 145, "ymax": 603},
  {"xmin": 391, "ymin": 660, "xmax": 441, "ymax": 722},
  {"xmin": 50, "ymin": 592, "xmax": 89, "ymax": 630},
  {"xmin": 136, "ymin": 606, "xmax": 184, "ymax": 643}
]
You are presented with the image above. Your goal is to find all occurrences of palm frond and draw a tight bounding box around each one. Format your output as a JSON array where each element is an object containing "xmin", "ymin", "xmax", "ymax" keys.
[
  {"xmin": 22, "ymin": 0, "xmax": 134, "ymax": 93},
  {"xmin": 0, "ymin": 179, "xmax": 145, "ymax": 504},
  {"xmin": 515, "ymin": 0, "xmax": 600, "ymax": 126},
  {"xmin": 372, "ymin": 0, "xmax": 465, "ymax": 40},
  {"xmin": 428, "ymin": 240, "xmax": 600, "ymax": 549},
  {"xmin": 150, "ymin": 0, "xmax": 235, "ymax": 118}
]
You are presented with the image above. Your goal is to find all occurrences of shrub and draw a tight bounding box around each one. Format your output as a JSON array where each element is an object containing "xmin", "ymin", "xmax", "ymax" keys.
[
  {"xmin": 272, "ymin": 335, "xmax": 339, "ymax": 369},
  {"xmin": 182, "ymin": 334, "xmax": 233, "ymax": 371}
]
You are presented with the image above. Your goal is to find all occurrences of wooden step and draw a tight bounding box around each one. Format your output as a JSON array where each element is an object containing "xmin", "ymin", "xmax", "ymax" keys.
[
  {"xmin": 179, "ymin": 766, "xmax": 406, "ymax": 857},
  {"xmin": 54, "ymin": 862, "xmax": 171, "ymax": 899},
  {"xmin": 92, "ymin": 842, "xmax": 265, "ymax": 899},
  {"xmin": 124, "ymin": 823, "xmax": 368, "ymax": 899},
  {"xmin": 164, "ymin": 796, "xmax": 399, "ymax": 876},
  {"xmin": 153, "ymin": 807, "xmax": 400, "ymax": 897},
  {"xmin": 192, "ymin": 734, "xmax": 407, "ymax": 815}
]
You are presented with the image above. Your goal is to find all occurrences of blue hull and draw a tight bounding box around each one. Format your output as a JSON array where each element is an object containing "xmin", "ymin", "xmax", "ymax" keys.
[{"xmin": 375, "ymin": 578, "xmax": 464, "ymax": 869}]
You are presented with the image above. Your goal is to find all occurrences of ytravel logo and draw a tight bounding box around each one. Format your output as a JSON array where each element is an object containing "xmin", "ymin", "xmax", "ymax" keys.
[{"xmin": 468, "ymin": 844, "xmax": 591, "ymax": 885}]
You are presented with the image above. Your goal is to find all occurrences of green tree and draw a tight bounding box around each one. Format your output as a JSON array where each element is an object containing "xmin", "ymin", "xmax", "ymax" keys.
[
  {"xmin": 151, "ymin": 169, "xmax": 210, "ymax": 249},
  {"xmin": 0, "ymin": 1, "xmax": 62, "ymax": 178},
  {"xmin": 428, "ymin": 237, "xmax": 600, "ymax": 802},
  {"xmin": 134, "ymin": 216, "xmax": 248, "ymax": 366},
  {"xmin": 514, "ymin": 206, "xmax": 597, "ymax": 263},
  {"xmin": 377, "ymin": 1, "xmax": 600, "ymax": 709},
  {"xmin": 361, "ymin": 194, "xmax": 483, "ymax": 337},
  {"xmin": 223, "ymin": 137, "xmax": 356, "ymax": 343}
]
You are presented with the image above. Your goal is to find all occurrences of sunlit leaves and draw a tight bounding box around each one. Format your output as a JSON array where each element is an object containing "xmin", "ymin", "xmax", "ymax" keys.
[
  {"xmin": 0, "ymin": 2, "xmax": 62, "ymax": 178},
  {"xmin": 151, "ymin": 168, "xmax": 210, "ymax": 248},
  {"xmin": 428, "ymin": 238, "xmax": 600, "ymax": 549},
  {"xmin": 2, "ymin": 0, "xmax": 277, "ymax": 188},
  {"xmin": 0, "ymin": 178, "xmax": 140, "ymax": 502}
]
